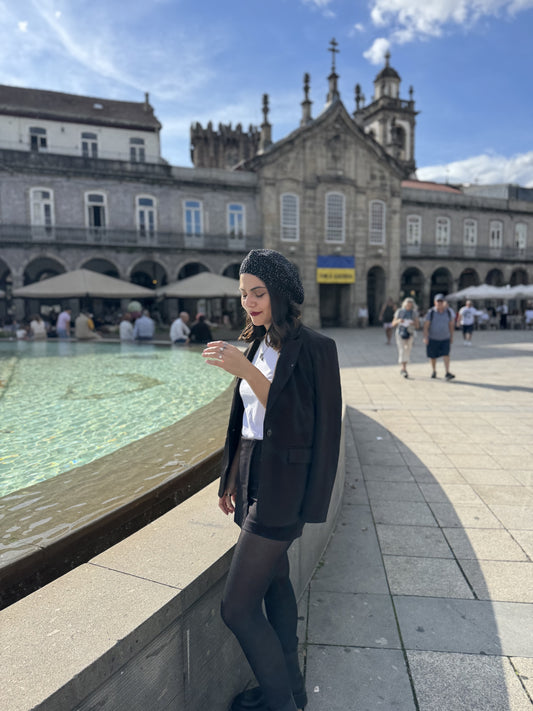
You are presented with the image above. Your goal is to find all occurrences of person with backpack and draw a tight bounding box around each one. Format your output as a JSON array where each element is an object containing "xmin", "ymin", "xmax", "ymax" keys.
[
  {"xmin": 392, "ymin": 297, "xmax": 420, "ymax": 378},
  {"xmin": 423, "ymin": 294, "xmax": 456, "ymax": 380}
]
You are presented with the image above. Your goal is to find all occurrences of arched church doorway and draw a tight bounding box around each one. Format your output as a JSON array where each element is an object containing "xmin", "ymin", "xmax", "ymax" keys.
[
  {"xmin": 319, "ymin": 284, "xmax": 351, "ymax": 327},
  {"xmin": 367, "ymin": 266, "xmax": 386, "ymax": 326}
]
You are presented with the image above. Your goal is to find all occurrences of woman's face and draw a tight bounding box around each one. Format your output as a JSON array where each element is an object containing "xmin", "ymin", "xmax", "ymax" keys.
[{"xmin": 240, "ymin": 273, "xmax": 272, "ymax": 331}]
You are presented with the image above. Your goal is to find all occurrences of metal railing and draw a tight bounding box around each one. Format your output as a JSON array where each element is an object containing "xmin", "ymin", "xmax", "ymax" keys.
[
  {"xmin": 401, "ymin": 241, "xmax": 532, "ymax": 262},
  {"xmin": 0, "ymin": 224, "xmax": 262, "ymax": 252}
]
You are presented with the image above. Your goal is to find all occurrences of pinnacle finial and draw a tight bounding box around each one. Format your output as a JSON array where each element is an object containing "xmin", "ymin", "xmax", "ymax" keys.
[{"xmin": 329, "ymin": 38, "xmax": 339, "ymax": 72}]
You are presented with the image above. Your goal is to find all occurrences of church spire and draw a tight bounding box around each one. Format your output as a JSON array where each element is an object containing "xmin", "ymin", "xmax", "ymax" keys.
[
  {"xmin": 325, "ymin": 38, "xmax": 340, "ymax": 106},
  {"xmin": 300, "ymin": 73, "xmax": 313, "ymax": 126},
  {"xmin": 258, "ymin": 93, "xmax": 272, "ymax": 154}
]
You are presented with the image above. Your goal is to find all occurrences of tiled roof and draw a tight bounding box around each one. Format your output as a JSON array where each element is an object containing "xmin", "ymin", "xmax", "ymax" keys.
[
  {"xmin": 402, "ymin": 179, "xmax": 462, "ymax": 194},
  {"xmin": 0, "ymin": 84, "xmax": 161, "ymax": 131}
]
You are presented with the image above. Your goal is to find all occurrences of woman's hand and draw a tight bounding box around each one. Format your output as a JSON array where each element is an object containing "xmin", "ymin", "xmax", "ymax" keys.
[
  {"xmin": 202, "ymin": 341, "xmax": 249, "ymax": 378},
  {"xmin": 218, "ymin": 491, "xmax": 236, "ymax": 515}
]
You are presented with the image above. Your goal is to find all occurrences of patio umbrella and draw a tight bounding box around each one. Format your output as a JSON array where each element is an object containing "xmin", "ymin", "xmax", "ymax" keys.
[
  {"xmin": 502, "ymin": 284, "xmax": 533, "ymax": 299},
  {"xmin": 446, "ymin": 284, "xmax": 507, "ymax": 300},
  {"xmin": 13, "ymin": 269, "xmax": 155, "ymax": 299},
  {"xmin": 157, "ymin": 272, "xmax": 240, "ymax": 299}
]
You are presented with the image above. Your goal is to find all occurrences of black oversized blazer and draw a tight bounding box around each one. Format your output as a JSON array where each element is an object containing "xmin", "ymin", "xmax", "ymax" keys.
[{"xmin": 218, "ymin": 324, "xmax": 342, "ymax": 527}]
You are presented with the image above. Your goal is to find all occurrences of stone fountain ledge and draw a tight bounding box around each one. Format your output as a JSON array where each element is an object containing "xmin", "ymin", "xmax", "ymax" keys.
[
  {"xmin": 0, "ymin": 412, "xmax": 346, "ymax": 711},
  {"xmin": 0, "ymin": 387, "xmax": 233, "ymax": 608}
]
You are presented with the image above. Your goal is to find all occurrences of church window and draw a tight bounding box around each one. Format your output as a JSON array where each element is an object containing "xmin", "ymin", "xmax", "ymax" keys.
[
  {"xmin": 463, "ymin": 219, "xmax": 477, "ymax": 246},
  {"xmin": 369, "ymin": 200, "xmax": 386, "ymax": 244},
  {"xmin": 515, "ymin": 223, "xmax": 527, "ymax": 250},
  {"xmin": 85, "ymin": 192, "xmax": 107, "ymax": 234},
  {"xmin": 280, "ymin": 194, "xmax": 299, "ymax": 241},
  {"xmin": 489, "ymin": 220, "xmax": 503, "ymax": 249},
  {"xmin": 136, "ymin": 196, "xmax": 157, "ymax": 238},
  {"xmin": 81, "ymin": 132, "xmax": 98, "ymax": 158},
  {"xmin": 29, "ymin": 126, "xmax": 47, "ymax": 152},
  {"xmin": 228, "ymin": 204, "xmax": 245, "ymax": 236},
  {"xmin": 325, "ymin": 192, "xmax": 345, "ymax": 243},
  {"xmin": 30, "ymin": 188, "xmax": 54, "ymax": 235},
  {"xmin": 406, "ymin": 215, "xmax": 421, "ymax": 245},
  {"xmin": 436, "ymin": 217, "xmax": 450, "ymax": 246},
  {"xmin": 130, "ymin": 137, "xmax": 146, "ymax": 162},
  {"xmin": 184, "ymin": 200, "xmax": 203, "ymax": 236}
]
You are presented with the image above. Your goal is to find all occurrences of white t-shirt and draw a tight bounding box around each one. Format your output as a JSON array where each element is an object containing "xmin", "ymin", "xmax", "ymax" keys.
[
  {"xmin": 170, "ymin": 318, "xmax": 190, "ymax": 342},
  {"xmin": 119, "ymin": 320, "xmax": 134, "ymax": 341},
  {"xmin": 240, "ymin": 339, "xmax": 279, "ymax": 440},
  {"xmin": 459, "ymin": 306, "xmax": 476, "ymax": 326}
]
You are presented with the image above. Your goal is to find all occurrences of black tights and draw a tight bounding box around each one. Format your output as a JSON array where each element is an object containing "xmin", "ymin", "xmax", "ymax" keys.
[{"xmin": 221, "ymin": 529, "xmax": 305, "ymax": 711}]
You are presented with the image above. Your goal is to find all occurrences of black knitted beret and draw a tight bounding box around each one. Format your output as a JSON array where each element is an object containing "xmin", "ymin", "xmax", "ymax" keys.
[{"xmin": 239, "ymin": 249, "xmax": 304, "ymax": 304}]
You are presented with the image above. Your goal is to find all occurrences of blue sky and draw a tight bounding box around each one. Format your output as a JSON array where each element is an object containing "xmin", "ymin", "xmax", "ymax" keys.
[{"xmin": 2, "ymin": 0, "xmax": 533, "ymax": 185}]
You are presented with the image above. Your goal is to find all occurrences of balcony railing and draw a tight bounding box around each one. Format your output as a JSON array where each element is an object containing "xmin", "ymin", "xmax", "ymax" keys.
[
  {"xmin": 401, "ymin": 241, "xmax": 532, "ymax": 262},
  {"xmin": 0, "ymin": 224, "xmax": 262, "ymax": 252}
]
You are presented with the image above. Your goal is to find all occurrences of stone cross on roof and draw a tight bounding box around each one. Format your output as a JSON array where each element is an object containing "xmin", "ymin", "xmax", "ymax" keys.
[{"xmin": 329, "ymin": 38, "xmax": 339, "ymax": 72}]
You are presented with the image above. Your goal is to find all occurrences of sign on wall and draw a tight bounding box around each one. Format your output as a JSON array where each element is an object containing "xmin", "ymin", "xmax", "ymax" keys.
[{"xmin": 316, "ymin": 255, "xmax": 355, "ymax": 284}]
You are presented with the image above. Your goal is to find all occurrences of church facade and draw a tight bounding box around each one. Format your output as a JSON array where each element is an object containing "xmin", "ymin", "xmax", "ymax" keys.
[{"xmin": 1, "ymin": 45, "xmax": 531, "ymax": 327}]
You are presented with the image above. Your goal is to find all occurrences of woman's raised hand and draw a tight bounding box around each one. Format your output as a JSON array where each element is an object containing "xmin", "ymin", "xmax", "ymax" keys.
[{"xmin": 202, "ymin": 340, "xmax": 248, "ymax": 378}]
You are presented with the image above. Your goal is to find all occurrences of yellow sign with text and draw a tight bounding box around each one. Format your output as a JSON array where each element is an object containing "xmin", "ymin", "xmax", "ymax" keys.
[{"xmin": 316, "ymin": 268, "xmax": 356, "ymax": 284}]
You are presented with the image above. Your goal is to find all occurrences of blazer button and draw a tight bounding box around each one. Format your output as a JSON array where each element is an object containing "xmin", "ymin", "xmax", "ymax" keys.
[{"xmin": 266, "ymin": 429, "xmax": 272, "ymax": 437}]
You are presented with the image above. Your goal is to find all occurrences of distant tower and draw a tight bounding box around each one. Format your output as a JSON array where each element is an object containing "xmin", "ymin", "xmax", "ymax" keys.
[{"xmin": 353, "ymin": 51, "xmax": 418, "ymax": 177}]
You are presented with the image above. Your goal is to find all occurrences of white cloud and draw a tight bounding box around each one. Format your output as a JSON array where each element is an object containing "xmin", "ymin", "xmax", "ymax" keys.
[
  {"xmin": 18, "ymin": 20, "xmax": 28, "ymax": 32},
  {"xmin": 354, "ymin": 22, "xmax": 365, "ymax": 31},
  {"xmin": 363, "ymin": 37, "xmax": 390, "ymax": 64},
  {"xmin": 301, "ymin": 0, "xmax": 336, "ymax": 16},
  {"xmin": 368, "ymin": 0, "xmax": 533, "ymax": 45},
  {"xmin": 417, "ymin": 151, "xmax": 533, "ymax": 187}
]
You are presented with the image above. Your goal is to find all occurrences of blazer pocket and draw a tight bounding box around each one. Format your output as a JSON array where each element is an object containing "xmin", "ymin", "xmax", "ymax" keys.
[{"xmin": 287, "ymin": 447, "xmax": 313, "ymax": 464}]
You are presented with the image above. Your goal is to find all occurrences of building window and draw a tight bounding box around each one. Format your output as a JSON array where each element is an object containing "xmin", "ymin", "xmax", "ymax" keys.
[
  {"xmin": 325, "ymin": 192, "xmax": 345, "ymax": 243},
  {"xmin": 515, "ymin": 222, "xmax": 527, "ymax": 250},
  {"xmin": 436, "ymin": 217, "xmax": 450, "ymax": 246},
  {"xmin": 81, "ymin": 132, "xmax": 98, "ymax": 158},
  {"xmin": 406, "ymin": 215, "xmax": 421, "ymax": 245},
  {"xmin": 463, "ymin": 219, "xmax": 477, "ymax": 246},
  {"xmin": 369, "ymin": 200, "xmax": 386, "ymax": 245},
  {"xmin": 136, "ymin": 196, "xmax": 156, "ymax": 238},
  {"xmin": 489, "ymin": 220, "xmax": 503, "ymax": 249},
  {"xmin": 86, "ymin": 192, "xmax": 107, "ymax": 233},
  {"xmin": 29, "ymin": 127, "xmax": 47, "ymax": 152},
  {"xmin": 30, "ymin": 188, "xmax": 54, "ymax": 234},
  {"xmin": 184, "ymin": 200, "xmax": 203, "ymax": 236},
  {"xmin": 228, "ymin": 203, "xmax": 245, "ymax": 236},
  {"xmin": 130, "ymin": 137, "xmax": 146, "ymax": 162},
  {"xmin": 280, "ymin": 194, "xmax": 299, "ymax": 241}
]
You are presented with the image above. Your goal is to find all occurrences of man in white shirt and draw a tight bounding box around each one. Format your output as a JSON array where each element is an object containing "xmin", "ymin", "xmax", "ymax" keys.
[
  {"xmin": 119, "ymin": 313, "xmax": 134, "ymax": 341},
  {"xmin": 170, "ymin": 311, "xmax": 190, "ymax": 343},
  {"xmin": 458, "ymin": 299, "xmax": 477, "ymax": 345},
  {"xmin": 56, "ymin": 308, "xmax": 72, "ymax": 339}
]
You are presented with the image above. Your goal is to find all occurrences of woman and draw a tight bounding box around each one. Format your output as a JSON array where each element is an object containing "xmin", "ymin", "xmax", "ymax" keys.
[
  {"xmin": 379, "ymin": 297, "xmax": 396, "ymax": 345},
  {"xmin": 392, "ymin": 297, "xmax": 420, "ymax": 378},
  {"xmin": 203, "ymin": 249, "xmax": 342, "ymax": 711}
]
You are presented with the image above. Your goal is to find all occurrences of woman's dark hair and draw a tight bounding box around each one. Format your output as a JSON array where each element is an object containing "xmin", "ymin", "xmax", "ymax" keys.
[{"xmin": 239, "ymin": 285, "xmax": 301, "ymax": 349}]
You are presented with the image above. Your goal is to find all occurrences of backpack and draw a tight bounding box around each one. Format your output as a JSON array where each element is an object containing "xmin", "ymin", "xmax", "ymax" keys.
[{"xmin": 429, "ymin": 307, "xmax": 453, "ymax": 322}]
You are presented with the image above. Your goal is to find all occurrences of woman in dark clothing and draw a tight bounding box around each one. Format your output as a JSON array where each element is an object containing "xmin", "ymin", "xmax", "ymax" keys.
[
  {"xmin": 188, "ymin": 313, "xmax": 213, "ymax": 344},
  {"xmin": 203, "ymin": 249, "xmax": 342, "ymax": 711}
]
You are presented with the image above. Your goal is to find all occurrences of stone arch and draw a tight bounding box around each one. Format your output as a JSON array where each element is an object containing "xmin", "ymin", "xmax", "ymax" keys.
[
  {"xmin": 177, "ymin": 261, "xmax": 210, "ymax": 280},
  {"xmin": 430, "ymin": 267, "xmax": 453, "ymax": 305},
  {"xmin": 79, "ymin": 258, "xmax": 120, "ymax": 279},
  {"xmin": 367, "ymin": 265, "xmax": 386, "ymax": 326},
  {"xmin": 400, "ymin": 267, "xmax": 424, "ymax": 307},
  {"xmin": 129, "ymin": 259, "xmax": 168, "ymax": 290},
  {"xmin": 23, "ymin": 256, "xmax": 66, "ymax": 285},
  {"xmin": 222, "ymin": 262, "xmax": 241, "ymax": 279},
  {"xmin": 510, "ymin": 268, "xmax": 528, "ymax": 286},
  {"xmin": 486, "ymin": 268, "xmax": 504, "ymax": 286},
  {"xmin": 458, "ymin": 268, "xmax": 480, "ymax": 291}
]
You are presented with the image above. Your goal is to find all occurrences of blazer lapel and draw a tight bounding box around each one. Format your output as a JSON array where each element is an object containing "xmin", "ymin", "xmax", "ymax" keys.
[{"xmin": 266, "ymin": 335, "xmax": 302, "ymax": 410}]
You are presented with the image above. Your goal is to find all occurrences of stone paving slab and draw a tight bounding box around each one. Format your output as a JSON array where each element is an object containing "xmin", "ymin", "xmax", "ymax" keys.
[
  {"xmin": 407, "ymin": 651, "xmax": 532, "ymax": 711},
  {"xmin": 305, "ymin": 646, "xmax": 416, "ymax": 711},
  {"xmin": 383, "ymin": 555, "xmax": 474, "ymax": 598},
  {"xmin": 394, "ymin": 597, "xmax": 533, "ymax": 656},
  {"xmin": 376, "ymin": 524, "xmax": 453, "ymax": 558}
]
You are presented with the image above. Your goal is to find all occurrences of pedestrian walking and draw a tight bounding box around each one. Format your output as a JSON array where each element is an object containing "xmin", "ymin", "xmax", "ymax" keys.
[
  {"xmin": 392, "ymin": 297, "xmax": 420, "ymax": 378},
  {"xmin": 423, "ymin": 294, "xmax": 456, "ymax": 380}
]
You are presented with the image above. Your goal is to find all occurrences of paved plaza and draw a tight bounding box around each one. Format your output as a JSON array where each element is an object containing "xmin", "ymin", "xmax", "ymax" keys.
[{"xmin": 300, "ymin": 327, "xmax": 533, "ymax": 711}]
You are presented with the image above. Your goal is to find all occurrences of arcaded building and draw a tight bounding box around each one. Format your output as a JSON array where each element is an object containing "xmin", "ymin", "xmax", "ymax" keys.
[{"xmin": 1, "ymin": 46, "xmax": 531, "ymax": 327}]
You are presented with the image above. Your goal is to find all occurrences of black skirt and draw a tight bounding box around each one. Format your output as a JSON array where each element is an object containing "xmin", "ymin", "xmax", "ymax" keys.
[{"xmin": 235, "ymin": 438, "xmax": 304, "ymax": 542}]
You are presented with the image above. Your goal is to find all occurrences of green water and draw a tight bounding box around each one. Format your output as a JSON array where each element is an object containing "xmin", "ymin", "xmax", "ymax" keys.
[{"xmin": 0, "ymin": 340, "xmax": 233, "ymax": 497}]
